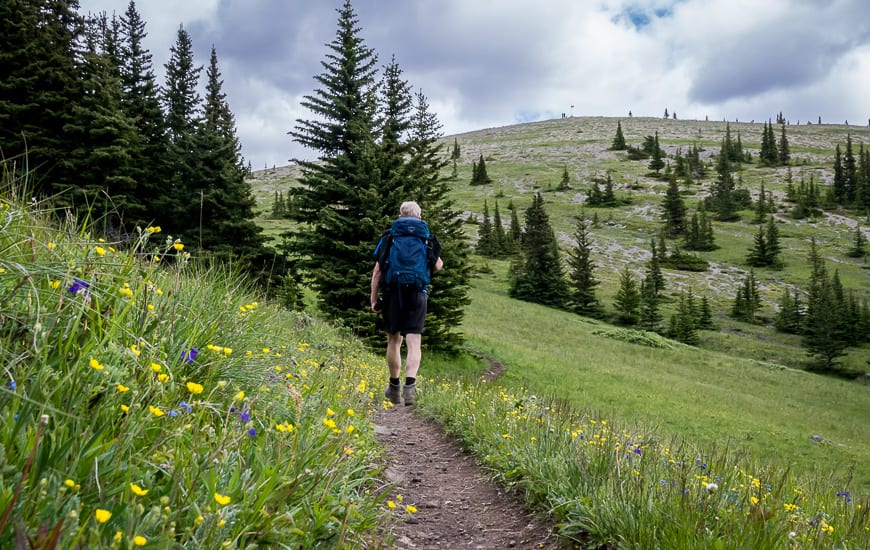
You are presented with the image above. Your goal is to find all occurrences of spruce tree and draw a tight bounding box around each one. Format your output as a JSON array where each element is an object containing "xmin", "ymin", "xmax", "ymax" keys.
[
  {"xmin": 844, "ymin": 134, "xmax": 857, "ymax": 204},
  {"xmin": 376, "ymin": 55, "xmax": 412, "ymax": 206},
  {"xmin": 286, "ymin": 0, "xmax": 381, "ymax": 326},
  {"xmin": 0, "ymin": 0, "xmax": 83, "ymax": 198},
  {"xmin": 509, "ymin": 192, "xmax": 567, "ymax": 308},
  {"xmin": 476, "ymin": 200, "xmax": 494, "ymax": 255},
  {"xmin": 661, "ymin": 173, "xmax": 686, "ymax": 236},
  {"xmin": 709, "ymin": 131, "xmax": 739, "ymax": 221},
  {"xmin": 746, "ymin": 225, "xmax": 769, "ymax": 267},
  {"xmin": 610, "ymin": 120, "xmax": 627, "ymax": 150},
  {"xmin": 473, "ymin": 154, "xmax": 492, "ymax": 185},
  {"xmin": 675, "ymin": 292, "xmax": 700, "ymax": 345},
  {"xmin": 774, "ymin": 288, "xmax": 802, "ymax": 334},
  {"xmin": 648, "ymin": 131, "xmax": 665, "ymax": 175},
  {"xmin": 492, "ymin": 200, "xmax": 507, "ymax": 253},
  {"xmin": 508, "ymin": 201, "xmax": 522, "ymax": 248},
  {"xmin": 832, "ymin": 144, "xmax": 845, "ymax": 203},
  {"xmin": 118, "ymin": 0, "xmax": 168, "ymax": 227},
  {"xmin": 195, "ymin": 46, "xmax": 267, "ymax": 269},
  {"xmin": 778, "ymin": 124, "xmax": 790, "ymax": 164},
  {"xmin": 558, "ymin": 165, "xmax": 570, "ymax": 190},
  {"xmin": 613, "ymin": 266, "xmax": 641, "ymax": 325},
  {"xmin": 697, "ymin": 295, "xmax": 715, "ymax": 330},
  {"xmin": 638, "ymin": 280, "xmax": 662, "ymax": 332},
  {"xmin": 405, "ymin": 90, "xmax": 471, "ymax": 350},
  {"xmin": 566, "ymin": 215, "xmax": 603, "ymax": 317},
  {"xmin": 161, "ymin": 25, "xmax": 203, "ymax": 236},
  {"xmin": 732, "ymin": 269, "xmax": 761, "ymax": 323},
  {"xmin": 846, "ymin": 226, "xmax": 867, "ymax": 258},
  {"xmin": 644, "ymin": 238, "xmax": 665, "ymax": 297}
]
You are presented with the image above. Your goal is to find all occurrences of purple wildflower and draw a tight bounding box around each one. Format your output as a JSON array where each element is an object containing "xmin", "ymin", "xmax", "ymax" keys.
[
  {"xmin": 8, "ymin": 381, "xmax": 16, "ymax": 391},
  {"xmin": 67, "ymin": 278, "xmax": 90, "ymax": 295},
  {"xmin": 239, "ymin": 410, "xmax": 251, "ymax": 423},
  {"xmin": 178, "ymin": 401, "xmax": 193, "ymax": 413},
  {"xmin": 247, "ymin": 428, "xmax": 256, "ymax": 437},
  {"xmin": 180, "ymin": 347, "xmax": 198, "ymax": 364}
]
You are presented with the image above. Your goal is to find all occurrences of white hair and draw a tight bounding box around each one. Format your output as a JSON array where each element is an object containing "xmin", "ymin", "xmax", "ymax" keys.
[{"xmin": 399, "ymin": 201, "xmax": 422, "ymax": 218}]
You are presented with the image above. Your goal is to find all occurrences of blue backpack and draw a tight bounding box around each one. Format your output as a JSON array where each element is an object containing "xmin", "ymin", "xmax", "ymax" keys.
[{"xmin": 376, "ymin": 217, "xmax": 431, "ymax": 291}]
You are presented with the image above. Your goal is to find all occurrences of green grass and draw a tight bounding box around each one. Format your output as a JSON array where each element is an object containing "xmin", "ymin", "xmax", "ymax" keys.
[{"xmin": 0, "ymin": 182, "xmax": 402, "ymax": 548}]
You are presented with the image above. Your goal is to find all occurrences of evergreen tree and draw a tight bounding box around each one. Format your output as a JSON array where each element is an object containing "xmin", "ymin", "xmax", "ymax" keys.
[
  {"xmin": 375, "ymin": 55, "xmax": 413, "ymax": 206},
  {"xmin": 648, "ymin": 131, "xmax": 665, "ymax": 174},
  {"xmin": 508, "ymin": 201, "xmax": 522, "ymax": 248},
  {"xmin": 286, "ymin": 0, "xmax": 381, "ymax": 326},
  {"xmin": 492, "ymin": 200, "xmax": 507, "ymax": 253},
  {"xmin": 774, "ymin": 288, "xmax": 803, "ymax": 334},
  {"xmin": 732, "ymin": 269, "xmax": 761, "ymax": 322},
  {"xmin": 558, "ymin": 165, "xmax": 570, "ymax": 190},
  {"xmin": 566, "ymin": 215, "xmax": 603, "ymax": 317},
  {"xmin": 509, "ymin": 192, "xmax": 568, "ymax": 308},
  {"xmin": 63, "ymin": 18, "xmax": 139, "ymax": 227},
  {"xmin": 603, "ymin": 173, "xmax": 617, "ymax": 206},
  {"xmin": 843, "ymin": 134, "xmax": 857, "ymax": 204},
  {"xmin": 644, "ymin": 238, "xmax": 665, "ymax": 297},
  {"xmin": 845, "ymin": 226, "xmax": 867, "ymax": 258},
  {"xmin": 708, "ymin": 130, "xmax": 739, "ymax": 221},
  {"xmin": 0, "ymin": 0, "xmax": 84, "ymax": 199},
  {"xmin": 754, "ymin": 183, "xmax": 768, "ymax": 224},
  {"xmin": 471, "ymin": 154, "xmax": 492, "ymax": 185},
  {"xmin": 832, "ymin": 144, "xmax": 845, "ymax": 203},
  {"xmin": 195, "ymin": 46, "xmax": 266, "ymax": 266},
  {"xmin": 661, "ymin": 173, "xmax": 686, "ymax": 236},
  {"xmin": 674, "ymin": 292, "xmax": 700, "ymax": 345},
  {"xmin": 160, "ymin": 25, "xmax": 203, "ymax": 236},
  {"xmin": 405, "ymin": 90, "xmax": 471, "ymax": 350},
  {"xmin": 697, "ymin": 295, "xmax": 715, "ymax": 330},
  {"xmin": 118, "ymin": 0, "xmax": 168, "ymax": 227},
  {"xmin": 746, "ymin": 225, "xmax": 769, "ymax": 267},
  {"xmin": 450, "ymin": 137, "xmax": 460, "ymax": 160},
  {"xmin": 610, "ymin": 120, "xmax": 627, "ymax": 150},
  {"xmin": 476, "ymin": 200, "xmax": 494, "ymax": 255},
  {"xmin": 778, "ymin": 123, "xmax": 790, "ymax": 165},
  {"xmin": 638, "ymin": 280, "xmax": 662, "ymax": 332},
  {"xmin": 613, "ymin": 266, "xmax": 641, "ymax": 325}
]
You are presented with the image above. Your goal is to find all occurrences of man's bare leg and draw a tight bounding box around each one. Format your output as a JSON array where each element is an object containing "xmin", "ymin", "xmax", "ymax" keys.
[
  {"xmin": 386, "ymin": 332, "xmax": 404, "ymax": 378},
  {"xmin": 404, "ymin": 333, "xmax": 422, "ymax": 378}
]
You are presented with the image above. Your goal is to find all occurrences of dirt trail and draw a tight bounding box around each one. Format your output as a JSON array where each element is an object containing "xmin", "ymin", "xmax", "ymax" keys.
[{"xmin": 373, "ymin": 360, "xmax": 575, "ymax": 549}]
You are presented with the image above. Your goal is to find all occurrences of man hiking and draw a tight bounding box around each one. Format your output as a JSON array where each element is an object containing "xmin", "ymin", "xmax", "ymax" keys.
[{"xmin": 371, "ymin": 201, "xmax": 443, "ymax": 406}]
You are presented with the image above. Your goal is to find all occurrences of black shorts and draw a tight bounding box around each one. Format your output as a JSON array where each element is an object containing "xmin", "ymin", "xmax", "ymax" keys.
[{"xmin": 382, "ymin": 285, "xmax": 428, "ymax": 335}]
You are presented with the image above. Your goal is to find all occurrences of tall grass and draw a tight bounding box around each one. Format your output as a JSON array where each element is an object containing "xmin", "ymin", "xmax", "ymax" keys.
[
  {"xmin": 417, "ymin": 378, "xmax": 869, "ymax": 548},
  {"xmin": 0, "ymin": 180, "xmax": 401, "ymax": 547}
]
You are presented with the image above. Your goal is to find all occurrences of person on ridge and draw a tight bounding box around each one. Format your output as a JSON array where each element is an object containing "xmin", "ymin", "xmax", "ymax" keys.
[{"xmin": 371, "ymin": 201, "xmax": 443, "ymax": 406}]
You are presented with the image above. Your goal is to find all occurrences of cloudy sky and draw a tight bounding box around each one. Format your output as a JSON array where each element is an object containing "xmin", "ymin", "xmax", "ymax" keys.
[{"xmin": 77, "ymin": 0, "xmax": 870, "ymax": 169}]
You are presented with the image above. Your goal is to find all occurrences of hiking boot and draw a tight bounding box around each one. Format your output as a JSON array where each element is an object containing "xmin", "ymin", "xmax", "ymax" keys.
[
  {"xmin": 402, "ymin": 384, "xmax": 416, "ymax": 406},
  {"xmin": 384, "ymin": 383, "xmax": 401, "ymax": 405}
]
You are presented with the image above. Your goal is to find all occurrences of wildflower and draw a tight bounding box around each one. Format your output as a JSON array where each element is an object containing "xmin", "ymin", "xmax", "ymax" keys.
[
  {"xmin": 387, "ymin": 500, "xmax": 397, "ymax": 509},
  {"xmin": 130, "ymin": 483, "xmax": 148, "ymax": 496},
  {"xmin": 186, "ymin": 381, "xmax": 204, "ymax": 395},
  {"xmin": 195, "ymin": 515, "xmax": 204, "ymax": 526},
  {"xmin": 153, "ymin": 255, "xmax": 161, "ymax": 263},
  {"xmin": 820, "ymin": 520, "xmax": 834, "ymax": 534},
  {"xmin": 214, "ymin": 492, "xmax": 231, "ymax": 506},
  {"xmin": 173, "ymin": 242, "xmax": 184, "ymax": 251},
  {"xmin": 705, "ymin": 482, "xmax": 718, "ymax": 492},
  {"xmin": 95, "ymin": 246, "xmax": 106, "ymax": 256},
  {"xmin": 784, "ymin": 503, "xmax": 798, "ymax": 512},
  {"xmin": 95, "ymin": 509, "xmax": 112, "ymax": 523},
  {"xmin": 178, "ymin": 401, "xmax": 193, "ymax": 413},
  {"xmin": 326, "ymin": 408, "xmax": 335, "ymax": 417},
  {"xmin": 323, "ymin": 418, "xmax": 336, "ymax": 429},
  {"xmin": 64, "ymin": 479, "xmax": 75, "ymax": 488},
  {"xmin": 248, "ymin": 428, "xmax": 256, "ymax": 437},
  {"xmin": 8, "ymin": 381, "xmax": 16, "ymax": 390},
  {"xmin": 238, "ymin": 410, "xmax": 250, "ymax": 423},
  {"xmin": 147, "ymin": 304, "xmax": 155, "ymax": 311},
  {"xmin": 133, "ymin": 535, "xmax": 147, "ymax": 546},
  {"xmin": 89, "ymin": 357, "xmax": 104, "ymax": 371},
  {"xmin": 47, "ymin": 242, "xmax": 56, "ymax": 249},
  {"xmin": 405, "ymin": 505, "xmax": 417, "ymax": 514},
  {"xmin": 117, "ymin": 384, "xmax": 130, "ymax": 393},
  {"xmin": 837, "ymin": 490, "xmax": 852, "ymax": 504},
  {"xmin": 146, "ymin": 226, "xmax": 161, "ymax": 233},
  {"xmin": 234, "ymin": 391, "xmax": 245, "ymax": 401},
  {"xmin": 148, "ymin": 405, "xmax": 165, "ymax": 417},
  {"xmin": 157, "ymin": 374, "xmax": 169, "ymax": 383},
  {"xmin": 120, "ymin": 404, "xmax": 129, "ymax": 412},
  {"xmin": 223, "ymin": 347, "xmax": 232, "ymax": 355},
  {"xmin": 114, "ymin": 531, "xmax": 122, "ymax": 542},
  {"xmin": 343, "ymin": 446, "xmax": 354, "ymax": 455},
  {"xmin": 346, "ymin": 425, "xmax": 355, "ymax": 434},
  {"xmin": 218, "ymin": 519, "xmax": 226, "ymax": 527},
  {"xmin": 181, "ymin": 347, "xmax": 198, "ymax": 364},
  {"xmin": 150, "ymin": 363, "xmax": 163, "ymax": 373},
  {"xmin": 119, "ymin": 285, "xmax": 133, "ymax": 298},
  {"xmin": 49, "ymin": 280, "xmax": 61, "ymax": 289},
  {"xmin": 750, "ymin": 496, "xmax": 759, "ymax": 505},
  {"xmin": 130, "ymin": 344, "xmax": 141, "ymax": 357}
]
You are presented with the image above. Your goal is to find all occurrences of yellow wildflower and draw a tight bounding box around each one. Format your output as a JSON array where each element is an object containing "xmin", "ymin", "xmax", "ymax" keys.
[
  {"xmin": 89, "ymin": 357, "xmax": 104, "ymax": 371},
  {"xmin": 49, "ymin": 280, "xmax": 61, "ymax": 289},
  {"xmin": 173, "ymin": 242, "xmax": 184, "ymax": 251},
  {"xmin": 214, "ymin": 492, "xmax": 231, "ymax": 506},
  {"xmin": 47, "ymin": 242, "xmax": 56, "ymax": 249},
  {"xmin": 387, "ymin": 500, "xmax": 397, "ymax": 509},
  {"xmin": 234, "ymin": 391, "xmax": 245, "ymax": 401},
  {"xmin": 117, "ymin": 384, "xmax": 130, "ymax": 393},
  {"xmin": 120, "ymin": 404, "xmax": 130, "ymax": 412},
  {"xmin": 113, "ymin": 531, "xmax": 122, "ymax": 542},
  {"xmin": 64, "ymin": 479, "xmax": 75, "ymax": 488},
  {"xmin": 405, "ymin": 505, "xmax": 417, "ymax": 514},
  {"xmin": 133, "ymin": 535, "xmax": 147, "ymax": 546},
  {"xmin": 218, "ymin": 519, "xmax": 226, "ymax": 527},
  {"xmin": 130, "ymin": 483, "xmax": 148, "ymax": 496},
  {"xmin": 148, "ymin": 405, "xmax": 164, "ymax": 417},
  {"xmin": 186, "ymin": 381, "xmax": 204, "ymax": 395},
  {"xmin": 95, "ymin": 246, "xmax": 106, "ymax": 256},
  {"xmin": 95, "ymin": 509, "xmax": 112, "ymax": 523},
  {"xmin": 157, "ymin": 373, "xmax": 169, "ymax": 383},
  {"xmin": 150, "ymin": 363, "xmax": 163, "ymax": 373}
]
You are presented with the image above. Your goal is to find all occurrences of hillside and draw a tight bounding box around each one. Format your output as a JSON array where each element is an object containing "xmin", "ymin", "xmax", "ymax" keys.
[{"xmin": 249, "ymin": 115, "xmax": 870, "ymax": 375}]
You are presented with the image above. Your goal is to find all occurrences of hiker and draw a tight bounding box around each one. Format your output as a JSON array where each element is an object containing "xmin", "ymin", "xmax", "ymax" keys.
[{"xmin": 370, "ymin": 201, "xmax": 443, "ymax": 406}]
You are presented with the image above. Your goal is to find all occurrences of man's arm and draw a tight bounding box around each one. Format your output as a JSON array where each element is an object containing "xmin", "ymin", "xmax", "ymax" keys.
[
  {"xmin": 370, "ymin": 262, "xmax": 381, "ymax": 312},
  {"xmin": 434, "ymin": 257, "xmax": 444, "ymax": 272}
]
